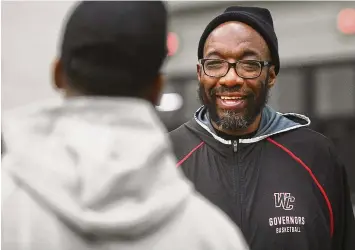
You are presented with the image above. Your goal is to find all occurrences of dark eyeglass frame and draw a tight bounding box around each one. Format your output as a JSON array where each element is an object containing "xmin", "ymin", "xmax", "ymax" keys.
[{"xmin": 199, "ymin": 58, "xmax": 273, "ymax": 79}]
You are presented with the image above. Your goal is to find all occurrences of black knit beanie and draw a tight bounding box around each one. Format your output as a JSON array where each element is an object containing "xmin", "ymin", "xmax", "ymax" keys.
[{"xmin": 198, "ymin": 6, "xmax": 280, "ymax": 75}]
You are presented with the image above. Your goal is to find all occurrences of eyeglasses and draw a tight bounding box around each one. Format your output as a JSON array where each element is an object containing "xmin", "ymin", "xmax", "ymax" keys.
[{"xmin": 199, "ymin": 59, "xmax": 272, "ymax": 79}]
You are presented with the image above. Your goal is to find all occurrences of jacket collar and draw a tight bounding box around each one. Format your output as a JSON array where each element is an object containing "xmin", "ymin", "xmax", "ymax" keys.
[{"xmin": 194, "ymin": 105, "xmax": 311, "ymax": 145}]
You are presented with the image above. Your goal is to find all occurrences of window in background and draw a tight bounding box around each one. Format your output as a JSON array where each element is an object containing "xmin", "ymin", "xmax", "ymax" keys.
[
  {"xmin": 182, "ymin": 79, "xmax": 201, "ymax": 121},
  {"xmin": 157, "ymin": 81, "xmax": 185, "ymax": 131},
  {"xmin": 315, "ymin": 66, "xmax": 355, "ymax": 118},
  {"xmin": 269, "ymin": 69, "xmax": 305, "ymax": 114}
]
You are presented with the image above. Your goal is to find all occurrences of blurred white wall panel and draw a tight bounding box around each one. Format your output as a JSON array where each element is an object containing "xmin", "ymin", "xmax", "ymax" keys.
[{"xmin": 1, "ymin": 1, "xmax": 77, "ymax": 111}]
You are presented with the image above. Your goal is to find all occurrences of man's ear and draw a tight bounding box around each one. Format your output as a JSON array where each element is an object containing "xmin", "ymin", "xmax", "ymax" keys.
[
  {"xmin": 150, "ymin": 74, "xmax": 164, "ymax": 106},
  {"xmin": 267, "ymin": 66, "xmax": 276, "ymax": 88},
  {"xmin": 53, "ymin": 58, "xmax": 68, "ymax": 91},
  {"xmin": 52, "ymin": 58, "xmax": 81, "ymax": 97},
  {"xmin": 197, "ymin": 63, "xmax": 202, "ymax": 83}
]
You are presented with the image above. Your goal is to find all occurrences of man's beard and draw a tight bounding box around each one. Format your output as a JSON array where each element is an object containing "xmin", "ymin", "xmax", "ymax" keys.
[{"xmin": 198, "ymin": 80, "xmax": 270, "ymax": 131}]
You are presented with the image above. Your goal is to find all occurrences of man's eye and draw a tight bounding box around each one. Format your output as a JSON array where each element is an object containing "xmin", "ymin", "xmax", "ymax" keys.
[
  {"xmin": 241, "ymin": 62, "xmax": 259, "ymax": 71},
  {"xmin": 205, "ymin": 61, "xmax": 224, "ymax": 68}
]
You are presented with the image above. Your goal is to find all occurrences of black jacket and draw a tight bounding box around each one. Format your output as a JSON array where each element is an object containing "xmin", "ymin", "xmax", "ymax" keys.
[{"xmin": 170, "ymin": 106, "xmax": 355, "ymax": 250}]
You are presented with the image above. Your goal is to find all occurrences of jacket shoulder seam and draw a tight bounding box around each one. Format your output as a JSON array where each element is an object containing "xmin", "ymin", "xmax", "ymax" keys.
[{"xmin": 176, "ymin": 141, "xmax": 205, "ymax": 167}]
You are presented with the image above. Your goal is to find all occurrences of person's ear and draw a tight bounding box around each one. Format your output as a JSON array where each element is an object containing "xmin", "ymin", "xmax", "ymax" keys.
[
  {"xmin": 197, "ymin": 63, "xmax": 202, "ymax": 83},
  {"xmin": 53, "ymin": 58, "xmax": 65, "ymax": 90},
  {"xmin": 150, "ymin": 74, "xmax": 164, "ymax": 106},
  {"xmin": 267, "ymin": 66, "xmax": 276, "ymax": 88}
]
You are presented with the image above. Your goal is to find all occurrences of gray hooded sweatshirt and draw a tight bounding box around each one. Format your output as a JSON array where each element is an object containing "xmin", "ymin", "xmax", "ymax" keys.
[{"xmin": 2, "ymin": 97, "xmax": 248, "ymax": 250}]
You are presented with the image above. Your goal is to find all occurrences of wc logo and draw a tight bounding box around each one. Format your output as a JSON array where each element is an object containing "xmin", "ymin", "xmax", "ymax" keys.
[{"xmin": 274, "ymin": 193, "xmax": 295, "ymax": 211}]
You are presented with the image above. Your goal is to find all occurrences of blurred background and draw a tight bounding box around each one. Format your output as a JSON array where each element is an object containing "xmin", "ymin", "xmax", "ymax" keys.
[{"xmin": 1, "ymin": 1, "xmax": 355, "ymax": 205}]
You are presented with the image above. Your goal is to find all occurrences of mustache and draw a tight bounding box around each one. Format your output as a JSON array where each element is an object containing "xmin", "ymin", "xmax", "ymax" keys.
[{"xmin": 209, "ymin": 86, "xmax": 253, "ymax": 98}]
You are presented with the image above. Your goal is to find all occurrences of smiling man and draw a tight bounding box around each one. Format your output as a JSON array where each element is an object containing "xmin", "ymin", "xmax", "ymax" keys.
[{"xmin": 170, "ymin": 6, "xmax": 355, "ymax": 250}]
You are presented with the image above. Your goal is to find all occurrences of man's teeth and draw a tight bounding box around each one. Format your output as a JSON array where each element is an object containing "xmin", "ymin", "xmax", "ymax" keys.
[{"xmin": 220, "ymin": 96, "xmax": 243, "ymax": 100}]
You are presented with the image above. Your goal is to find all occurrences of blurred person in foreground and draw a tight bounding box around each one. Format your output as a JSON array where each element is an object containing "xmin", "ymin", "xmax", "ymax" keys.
[
  {"xmin": 1, "ymin": 2, "xmax": 249, "ymax": 250},
  {"xmin": 170, "ymin": 6, "xmax": 355, "ymax": 250}
]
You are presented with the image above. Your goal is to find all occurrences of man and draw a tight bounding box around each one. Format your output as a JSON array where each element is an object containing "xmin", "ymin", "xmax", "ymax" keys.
[
  {"xmin": 1, "ymin": 2, "xmax": 249, "ymax": 250},
  {"xmin": 170, "ymin": 6, "xmax": 355, "ymax": 250}
]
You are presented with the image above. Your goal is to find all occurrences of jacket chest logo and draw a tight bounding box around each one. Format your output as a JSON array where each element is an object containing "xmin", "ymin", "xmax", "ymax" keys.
[
  {"xmin": 274, "ymin": 192, "xmax": 295, "ymax": 211},
  {"xmin": 269, "ymin": 192, "xmax": 305, "ymax": 234}
]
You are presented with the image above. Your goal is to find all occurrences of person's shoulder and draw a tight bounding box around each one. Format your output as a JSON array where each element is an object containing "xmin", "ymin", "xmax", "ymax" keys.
[
  {"xmin": 272, "ymin": 127, "xmax": 341, "ymax": 170},
  {"xmin": 169, "ymin": 120, "xmax": 197, "ymax": 146},
  {"xmin": 168, "ymin": 120, "xmax": 203, "ymax": 159},
  {"xmin": 274, "ymin": 127, "xmax": 342, "ymax": 176},
  {"xmin": 277, "ymin": 127, "xmax": 334, "ymax": 150},
  {"xmin": 169, "ymin": 122, "xmax": 190, "ymax": 138}
]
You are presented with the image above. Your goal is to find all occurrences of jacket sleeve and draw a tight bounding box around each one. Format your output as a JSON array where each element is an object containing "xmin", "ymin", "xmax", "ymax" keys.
[{"xmin": 331, "ymin": 154, "xmax": 355, "ymax": 250}]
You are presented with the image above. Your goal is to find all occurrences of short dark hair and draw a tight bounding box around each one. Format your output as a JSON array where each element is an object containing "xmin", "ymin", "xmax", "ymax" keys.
[
  {"xmin": 63, "ymin": 44, "xmax": 161, "ymax": 97},
  {"xmin": 59, "ymin": 1, "xmax": 168, "ymax": 97}
]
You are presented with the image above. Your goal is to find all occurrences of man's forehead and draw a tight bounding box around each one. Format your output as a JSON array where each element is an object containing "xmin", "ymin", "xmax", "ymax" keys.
[
  {"xmin": 209, "ymin": 22, "xmax": 255, "ymax": 40},
  {"xmin": 204, "ymin": 21, "xmax": 268, "ymax": 57}
]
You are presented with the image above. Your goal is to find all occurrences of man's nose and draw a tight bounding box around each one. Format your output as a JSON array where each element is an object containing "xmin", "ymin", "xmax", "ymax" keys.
[{"xmin": 220, "ymin": 66, "xmax": 244, "ymax": 87}]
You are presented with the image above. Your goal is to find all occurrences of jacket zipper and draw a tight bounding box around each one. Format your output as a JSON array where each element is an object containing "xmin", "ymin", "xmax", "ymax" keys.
[
  {"xmin": 233, "ymin": 140, "xmax": 238, "ymax": 152},
  {"xmin": 232, "ymin": 140, "xmax": 243, "ymax": 232}
]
